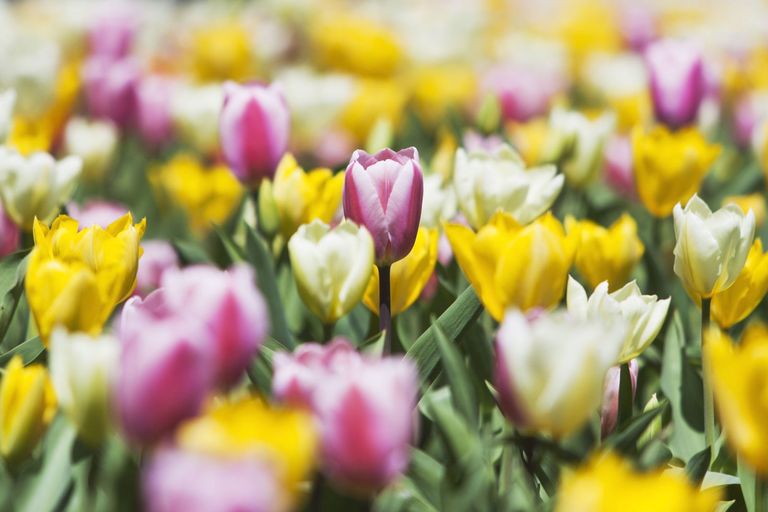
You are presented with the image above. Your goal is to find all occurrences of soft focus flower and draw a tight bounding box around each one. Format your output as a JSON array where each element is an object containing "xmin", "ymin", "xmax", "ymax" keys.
[
  {"xmin": 87, "ymin": 3, "xmax": 136, "ymax": 60},
  {"xmin": 420, "ymin": 173, "xmax": 457, "ymax": 228},
  {"xmin": 632, "ymin": 125, "xmax": 720, "ymax": 217},
  {"xmin": 495, "ymin": 309, "xmax": 625, "ymax": 438},
  {"xmin": 482, "ymin": 65, "xmax": 561, "ymax": 123},
  {"xmin": 0, "ymin": 204, "xmax": 19, "ymax": 257},
  {"xmin": 732, "ymin": 91, "xmax": 768, "ymax": 148},
  {"xmin": 63, "ymin": 117, "xmax": 117, "ymax": 182},
  {"xmin": 711, "ymin": 239, "xmax": 768, "ymax": 328},
  {"xmin": 673, "ymin": 194, "xmax": 755, "ymax": 299},
  {"xmin": 340, "ymin": 79, "xmax": 407, "ymax": 143},
  {"xmin": 453, "ymin": 144, "xmax": 563, "ymax": 228},
  {"xmin": 600, "ymin": 360, "xmax": 638, "ymax": 438},
  {"xmin": 171, "ymin": 83, "xmax": 222, "ymax": 156},
  {"xmin": 0, "ymin": 356, "xmax": 56, "ymax": 466},
  {"xmin": 288, "ymin": 220, "xmax": 374, "ymax": 324},
  {"xmin": 410, "ymin": 65, "xmax": 476, "ymax": 126},
  {"xmin": 26, "ymin": 213, "xmax": 145, "ymax": 344},
  {"xmin": 191, "ymin": 22, "xmax": 253, "ymax": 82},
  {"xmin": 0, "ymin": 90, "xmax": 15, "ymax": 143},
  {"xmin": 219, "ymin": 81, "xmax": 290, "ymax": 186},
  {"xmin": 723, "ymin": 193, "xmax": 766, "ymax": 227},
  {"xmin": 272, "ymin": 339, "xmax": 418, "ymax": 492},
  {"xmin": 0, "ymin": 148, "xmax": 81, "ymax": 230},
  {"xmin": 136, "ymin": 75, "xmax": 176, "ymax": 150},
  {"xmin": 565, "ymin": 213, "xmax": 644, "ymax": 291},
  {"xmin": 645, "ymin": 39, "xmax": 705, "ymax": 129},
  {"xmin": 603, "ymin": 135, "xmax": 635, "ymax": 198},
  {"xmin": 67, "ymin": 200, "xmax": 128, "ymax": 229},
  {"xmin": 149, "ymin": 153, "xmax": 243, "ymax": 234},
  {"xmin": 556, "ymin": 453, "xmax": 720, "ymax": 512},
  {"xmin": 135, "ymin": 240, "xmax": 179, "ymax": 297},
  {"xmin": 507, "ymin": 118, "xmax": 552, "ymax": 166},
  {"xmin": 82, "ymin": 56, "xmax": 139, "ymax": 129},
  {"xmin": 363, "ymin": 227, "xmax": 438, "ymax": 317},
  {"xmin": 49, "ymin": 328, "xmax": 119, "ymax": 446},
  {"xmin": 446, "ymin": 212, "xmax": 574, "ymax": 321},
  {"xmin": 343, "ymin": 147, "xmax": 423, "ymax": 264},
  {"xmin": 567, "ymin": 277, "xmax": 670, "ymax": 363}
]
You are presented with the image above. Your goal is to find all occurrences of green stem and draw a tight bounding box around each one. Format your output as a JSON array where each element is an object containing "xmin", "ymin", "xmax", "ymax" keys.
[
  {"xmin": 755, "ymin": 474, "xmax": 765, "ymax": 512},
  {"xmin": 322, "ymin": 322, "xmax": 335, "ymax": 343},
  {"xmin": 702, "ymin": 297, "xmax": 715, "ymax": 461},
  {"xmin": 378, "ymin": 264, "xmax": 392, "ymax": 354}
]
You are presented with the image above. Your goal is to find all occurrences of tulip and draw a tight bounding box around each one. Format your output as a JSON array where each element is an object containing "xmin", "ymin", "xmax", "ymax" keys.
[
  {"xmin": 363, "ymin": 227, "xmax": 438, "ymax": 316},
  {"xmin": 26, "ymin": 213, "xmax": 145, "ymax": 344},
  {"xmin": 618, "ymin": 4, "xmax": 657, "ymax": 51},
  {"xmin": 672, "ymin": 194, "xmax": 755, "ymax": 300},
  {"xmin": 453, "ymin": 144, "xmax": 563, "ymax": 228},
  {"xmin": 340, "ymin": 79, "xmax": 406, "ymax": 144},
  {"xmin": 0, "ymin": 204, "xmax": 19, "ymax": 257},
  {"xmin": 0, "ymin": 356, "xmax": 56, "ymax": 466},
  {"xmin": 82, "ymin": 56, "xmax": 139, "ymax": 129},
  {"xmin": 135, "ymin": 240, "xmax": 179, "ymax": 297},
  {"xmin": 191, "ymin": 22, "xmax": 253, "ymax": 82},
  {"xmin": 600, "ymin": 360, "xmax": 638, "ymax": 438},
  {"xmin": 603, "ymin": 135, "xmax": 635, "ymax": 199},
  {"xmin": 421, "ymin": 173, "xmax": 457, "ymax": 228},
  {"xmin": 287, "ymin": 220, "xmax": 374, "ymax": 324},
  {"xmin": 711, "ymin": 239, "xmax": 768, "ymax": 328},
  {"xmin": 632, "ymin": 125, "xmax": 720, "ymax": 217},
  {"xmin": 67, "ymin": 200, "xmax": 128, "ymax": 229},
  {"xmin": 495, "ymin": 309, "xmax": 626, "ymax": 438},
  {"xmin": 0, "ymin": 148, "xmax": 81, "ymax": 230},
  {"xmin": 556, "ymin": 453, "xmax": 720, "ymax": 512},
  {"xmin": 49, "ymin": 329, "xmax": 119, "ymax": 446},
  {"xmin": 219, "ymin": 81, "xmax": 290, "ymax": 186},
  {"xmin": 343, "ymin": 147, "xmax": 423, "ymax": 264},
  {"xmin": 117, "ymin": 292, "xmax": 211, "ymax": 444},
  {"xmin": 565, "ymin": 213, "xmax": 645, "ymax": 291},
  {"xmin": 159, "ymin": 265, "xmax": 269, "ymax": 388},
  {"xmin": 645, "ymin": 39, "xmax": 704, "ymax": 129},
  {"xmin": 171, "ymin": 83, "xmax": 223, "ymax": 156},
  {"xmin": 136, "ymin": 75, "xmax": 176, "ymax": 149},
  {"xmin": 723, "ymin": 193, "xmax": 766, "ymax": 227},
  {"xmin": 63, "ymin": 117, "xmax": 117, "ymax": 182},
  {"xmin": 0, "ymin": 90, "xmax": 15, "ymax": 143},
  {"xmin": 568, "ymin": 277, "xmax": 670, "ymax": 363},
  {"xmin": 87, "ymin": 3, "xmax": 136, "ymax": 60},
  {"xmin": 482, "ymin": 65, "xmax": 561, "ymax": 122},
  {"xmin": 267, "ymin": 153, "xmax": 344, "ymax": 238},
  {"xmin": 445, "ymin": 212, "xmax": 574, "ymax": 321},
  {"xmin": 732, "ymin": 92, "xmax": 768, "ymax": 148}
]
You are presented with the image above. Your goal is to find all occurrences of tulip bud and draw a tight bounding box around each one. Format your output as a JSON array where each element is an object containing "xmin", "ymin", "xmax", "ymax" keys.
[
  {"xmin": 87, "ymin": 3, "xmax": 136, "ymax": 60},
  {"xmin": 603, "ymin": 135, "xmax": 635, "ymax": 199},
  {"xmin": 136, "ymin": 75, "xmax": 176, "ymax": 150},
  {"xmin": 0, "ymin": 148, "xmax": 82, "ymax": 230},
  {"xmin": 219, "ymin": 81, "xmax": 290, "ymax": 186},
  {"xmin": 723, "ymin": 194, "xmax": 766, "ymax": 227},
  {"xmin": 495, "ymin": 309, "xmax": 626, "ymax": 438},
  {"xmin": 135, "ymin": 240, "xmax": 179, "ymax": 297},
  {"xmin": 49, "ymin": 329, "xmax": 119, "ymax": 446},
  {"xmin": 711, "ymin": 239, "xmax": 768, "ymax": 328},
  {"xmin": 673, "ymin": 194, "xmax": 755, "ymax": 299},
  {"xmin": 63, "ymin": 118, "xmax": 117, "ymax": 182},
  {"xmin": 256, "ymin": 179, "xmax": 280, "ymax": 236},
  {"xmin": 0, "ymin": 356, "xmax": 56, "ymax": 466},
  {"xmin": 343, "ymin": 147, "xmax": 423, "ymax": 264},
  {"xmin": 0, "ymin": 204, "xmax": 19, "ymax": 258},
  {"xmin": 454, "ymin": 144, "xmax": 563, "ymax": 228},
  {"xmin": 67, "ymin": 200, "xmax": 128, "ymax": 229},
  {"xmin": 600, "ymin": 360, "xmax": 638, "ymax": 438},
  {"xmin": 171, "ymin": 84, "xmax": 223, "ymax": 157},
  {"xmin": 482, "ymin": 65, "xmax": 561, "ymax": 122},
  {"xmin": 82, "ymin": 56, "xmax": 139, "ymax": 129},
  {"xmin": 645, "ymin": 39, "xmax": 704, "ymax": 129},
  {"xmin": 288, "ymin": 220, "xmax": 374, "ymax": 324},
  {"xmin": 0, "ymin": 90, "xmax": 15, "ymax": 143}
]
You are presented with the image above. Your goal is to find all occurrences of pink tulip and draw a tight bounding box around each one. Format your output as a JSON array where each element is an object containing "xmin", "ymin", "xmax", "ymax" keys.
[
  {"xmin": 603, "ymin": 135, "xmax": 636, "ymax": 199},
  {"xmin": 732, "ymin": 92, "xmax": 768, "ymax": 148},
  {"xmin": 343, "ymin": 147, "xmax": 423, "ymax": 264},
  {"xmin": 136, "ymin": 75, "xmax": 177, "ymax": 149},
  {"xmin": 646, "ymin": 39, "xmax": 704, "ymax": 129},
  {"xmin": 87, "ymin": 3, "xmax": 137, "ymax": 60},
  {"xmin": 219, "ymin": 81, "xmax": 290, "ymax": 186},
  {"xmin": 600, "ymin": 359, "xmax": 639, "ymax": 438},
  {"xmin": 482, "ymin": 66, "xmax": 561, "ymax": 122},
  {"xmin": 82, "ymin": 56, "xmax": 139, "ymax": 129},
  {"xmin": 67, "ymin": 200, "xmax": 128, "ymax": 229},
  {"xmin": 135, "ymin": 241, "xmax": 179, "ymax": 297},
  {"xmin": 462, "ymin": 130, "xmax": 504, "ymax": 154},
  {"xmin": 314, "ymin": 129, "xmax": 355, "ymax": 169},
  {"xmin": 0, "ymin": 203, "xmax": 19, "ymax": 257},
  {"xmin": 617, "ymin": 4, "xmax": 657, "ymax": 52},
  {"xmin": 143, "ymin": 448, "xmax": 285, "ymax": 512}
]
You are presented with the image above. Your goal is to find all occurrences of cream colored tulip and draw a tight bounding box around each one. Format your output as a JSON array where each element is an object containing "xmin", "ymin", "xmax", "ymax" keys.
[
  {"xmin": 0, "ymin": 90, "xmax": 15, "ymax": 143},
  {"xmin": 421, "ymin": 173, "xmax": 457, "ymax": 228},
  {"xmin": 64, "ymin": 117, "xmax": 118, "ymax": 182},
  {"xmin": 171, "ymin": 83, "xmax": 222, "ymax": 156}
]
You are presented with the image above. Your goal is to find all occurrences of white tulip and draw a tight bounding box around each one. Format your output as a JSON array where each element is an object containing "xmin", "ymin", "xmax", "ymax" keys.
[
  {"xmin": 0, "ymin": 90, "xmax": 15, "ymax": 143},
  {"xmin": 171, "ymin": 83, "xmax": 222, "ymax": 156},
  {"xmin": 49, "ymin": 328, "xmax": 120, "ymax": 446},
  {"xmin": 453, "ymin": 144, "xmax": 563, "ymax": 228},
  {"xmin": 421, "ymin": 173, "xmax": 457, "ymax": 228},
  {"xmin": 288, "ymin": 219, "xmax": 374, "ymax": 323},
  {"xmin": 0, "ymin": 147, "xmax": 81, "ymax": 229},
  {"xmin": 673, "ymin": 194, "xmax": 755, "ymax": 299},
  {"xmin": 567, "ymin": 276, "xmax": 670, "ymax": 363},
  {"xmin": 64, "ymin": 117, "xmax": 118, "ymax": 182}
]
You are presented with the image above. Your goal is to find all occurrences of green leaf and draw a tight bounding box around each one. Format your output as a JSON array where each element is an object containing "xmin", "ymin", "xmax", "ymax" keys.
[
  {"xmin": 0, "ymin": 250, "xmax": 30, "ymax": 343},
  {"xmin": 686, "ymin": 447, "xmax": 712, "ymax": 486},
  {"xmin": 0, "ymin": 337, "xmax": 44, "ymax": 367},
  {"xmin": 171, "ymin": 239, "xmax": 211, "ymax": 265},
  {"xmin": 604, "ymin": 400, "xmax": 668, "ymax": 454},
  {"xmin": 434, "ymin": 321, "xmax": 477, "ymax": 427},
  {"xmin": 212, "ymin": 225, "xmax": 245, "ymax": 264},
  {"xmin": 738, "ymin": 456, "xmax": 757, "ymax": 512}
]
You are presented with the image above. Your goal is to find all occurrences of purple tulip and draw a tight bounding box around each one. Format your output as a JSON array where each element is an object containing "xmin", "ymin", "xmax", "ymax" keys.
[
  {"xmin": 135, "ymin": 241, "xmax": 179, "ymax": 297},
  {"xmin": 143, "ymin": 448, "xmax": 285, "ymax": 512},
  {"xmin": 82, "ymin": 56, "xmax": 139, "ymax": 129},
  {"xmin": 87, "ymin": 3, "xmax": 137, "ymax": 60},
  {"xmin": 343, "ymin": 147, "xmax": 423, "ymax": 264},
  {"xmin": 603, "ymin": 135, "xmax": 635, "ymax": 199},
  {"xmin": 617, "ymin": 4, "xmax": 657, "ymax": 52},
  {"xmin": 67, "ymin": 200, "xmax": 128, "ymax": 229},
  {"xmin": 646, "ymin": 39, "xmax": 704, "ymax": 129},
  {"xmin": 0, "ymin": 203, "xmax": 19, "ymax": 257},
  {"xmin": 136, "ymin": 75, "xmax": 177, "ymax": 149},
  {"xmin": 732, "ymin": 92, "xmax": 768, "ymax": 148},
  {"xmin": 482, "ymin": 66, "xmax": 562, "ymax": 122},
  {"xmin": 600, "ymin": 360, "xmax": 639, "ymax": 438},
  {"xmin": 219, "ymin": 81, "xmax": 290, "ymax": 186}
]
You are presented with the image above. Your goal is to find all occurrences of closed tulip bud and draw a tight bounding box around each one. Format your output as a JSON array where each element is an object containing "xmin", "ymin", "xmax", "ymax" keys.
[
  {"xmin": 82, "ymin": 56, "xmax": 139, "ymax": 129},
  {"xmin": 26, "ymin": 213, "xmax": 145, "ymax": 344},
  {"xmin": 363, "ymin": 227, "xmax": 438, "ymax": 316},
  {"xmin": 565, "ymin": 213, "xmax": 644, "ymax": 291},
  {"xmin": 633, "ymin": 125, "xmax": 720, "ymax": 217},
  {"xmin": 646, "ymin": 39, "xmax": 704, "ymax": 129},
  {"xmin": 343, "ymin": 147, "xmax": 423, "ymax": 264},
  {"xmin": 711, "ymin": 240, "xmax": 768, "ymax": 328},
  {"xmin": 135, "ymin": 240, "xmax": 179, "ymax": 297},
  {"xmin": 0, "ymin": 148, "xmax": 81, "ymax": 230},
  {"xmin": 171, "ymin": 84, "xmax": 223, "ymax": 157},
  {"xmin": 723, "ymin": 193, "xmax": 766, "ymax": 227},
  {"xmin": 288, "ymin": 220, "xmax": 374, "ymax": 324},
  {"xmin": 568, "ymin": 277, "xmax": 670, "ymax": 363},
  {"xmin": 673, "ymin": 194, "xmax": 755, "ymax": 299},
  {"xmin": 0, "ymin": 90, "xmax": 15, "ymax": 143},
  {"xmin": 64, "ymin": 118, "xmax": 118, "ymax": 182},
  {"xmin": 67, "ymin": 200, "xmax": 128, "ymax": 229},
  {"xmin": 219, "ymin": 81, "xmax": 290, "ymax": 186},
  {"xmin": 136, "ymin": 75, "xmax": 176, "ymax": 150},
  {"xmin": 603, "ymin": 135, "xmax": 635, "ymax": 199},
  {"xmin": 87, "ymin": 4, "xmax": 136, "ymax": 60},
  {"xmin": 482, "ymin": 65, "xmax": 562, "ymax": 122},
  {"xmin": 256, "ymin": 179, "xmax": 280, "ymax": 236},
  {"xmin": 453, "ymin": 144, "xmax": 563, "ymax": 228},
  {"xmin": 495, "ymin": 309, "xmax": 626, "ymax": 438},
  {"xmin": 446, "ymin": 212, "xmax": 574, "ymax": 321},
  {"xmin": 49, "ymin": 329, "xmax": 119, "ymax": 446},
  {"xmin": 0, "ymin": 356, "xmax": 56, "ymax": 466},
  {"xmin": 421, "ymin": 174, "xmax": 457, "ymax": 229},
  {"xmin": 600, "ymin": 359, "xmax": 638, "ymax": 438},
  {"xmin": 0, "ymin": 204, "xmax": 19, "ymax": 258}
]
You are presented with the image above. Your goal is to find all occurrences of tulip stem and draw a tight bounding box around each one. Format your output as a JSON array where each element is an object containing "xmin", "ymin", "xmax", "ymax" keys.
[
  {"xmin": 378, "ymin": 264, "xmax": 392, "ymax": 354},
  {"xmin": 322, "ymin": 322, "xmax": 335, "ymax": 343},
  {"xmin": 701, "ymin": 297, "xmax": 715, "ymax": 461}
]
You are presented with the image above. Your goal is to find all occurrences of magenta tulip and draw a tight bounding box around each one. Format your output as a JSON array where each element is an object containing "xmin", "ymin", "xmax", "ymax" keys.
[
  {"xmin": 603, "ymin": 135, "xmax": 635, "ymax": 199},
  {"xmin": 482, "ymin": 66, "xmax": 562, "ymax": 122},
  {"xmin": 136, "ymin": 75, "xmax": 177, "ymax": 149},
  {"xmin": 646, "ymin": 39, "xmax": 704, "ymax": 129},
  {"xmin": 87, "ymin": 4, "xmax": 137, "ymax": 60},
  {"xmin": 343, "ymin": 147, "xmax": 423, "ymax": 264},
  {"xmin": 219, "ymin": 81, "xmax": 290, "ymax": 186},
  {"xmin": 135, "ymin": 241, "xmax": 179, "ymax": 297},
  {"xmin": 0, "ymin": 203, "xmax": 19, "ymax": 257},
  {"xmin": 82, "ymin": 56, "xmax": 139, "ymax": 129},
  {"xmin": 600, "ymin": 360, "xmax": 639, "ymax": 438}
]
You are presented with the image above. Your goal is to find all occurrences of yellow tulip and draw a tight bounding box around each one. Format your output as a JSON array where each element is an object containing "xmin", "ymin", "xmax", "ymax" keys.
[
  {"xmin": 710, "ymin": 239, "xmax": 768, "ymax": 328},
  {"xmin": 556, "ymin": 452, "xmax": 720, "ymax": 512},
  {"xmin": 506, "ymin": 118, "xmax": 551, "ymax": 166},
  {"xmin": 0, "ymin": 356, "xmax": 57, "ymax": 466},
  {"xmin": 150, "ymin": 153, "xmax": 243, "ymax": 234},
  {"xmin": 176, "ymin": 396, "xmax": 316, "ymax": 492},
  {"xmin": 566, "ymin": 213, "xmax": 644, "ymax": 291},
  {"xmin": 632, "ymin": 125, "xmax": 721, "ymax": 217},
  {"xmin": 363, "ymin": 227, "xmax": 438, "ymax": 317},
  {"xmin": 445, "ymin": 212, "xmax": 574, "ymax": 321},
  {"xmin": 723, "ymin": 193, "xmax": 766, "ymax": 227},
  {"xmin": 191, "ymin": 22, "xmax": 253, "ymax": 82},
  {"xmin": 340, "ymin": 78, "xmax": 407, "ymax": 143},
  {"xmin": 706, "ymin": 325, "xmax": 768, "ymax": 476},
  {"xmin": 268, "ymin": 154, "xmax": 344, "ymax": 238},
  {"xmin": 410, "ymin": 65, "xmax": 477, "ymax": 126},
  {"xmin": 26, "ymin": 213, "xmax": 146, "ymax": 344}
]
